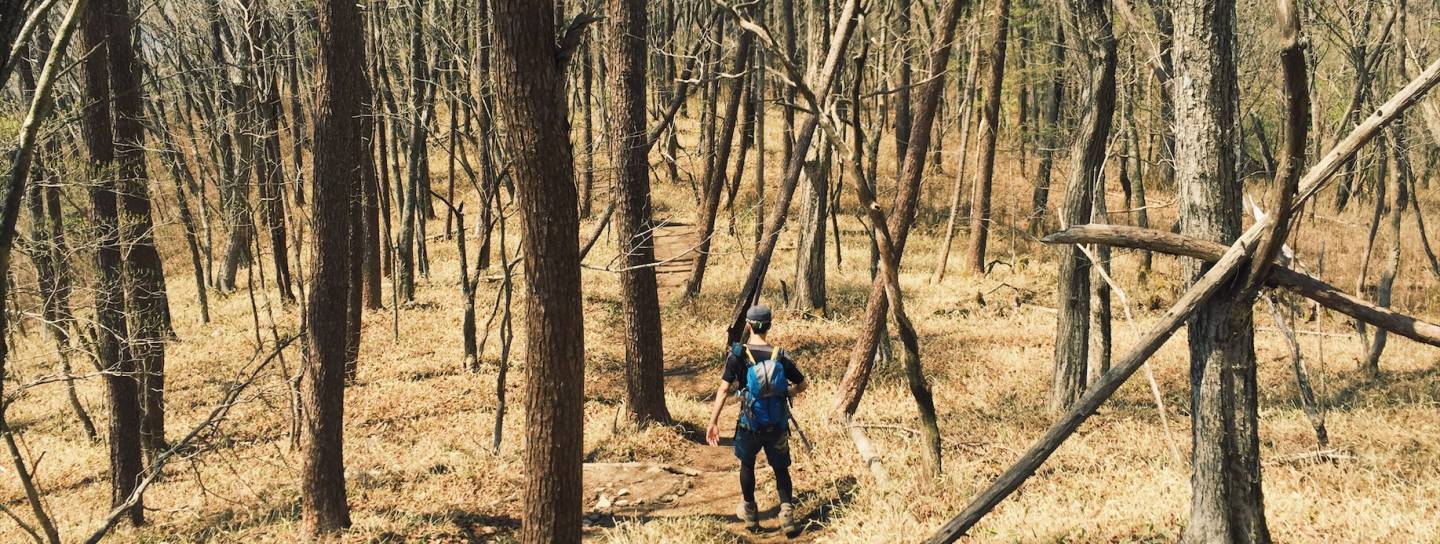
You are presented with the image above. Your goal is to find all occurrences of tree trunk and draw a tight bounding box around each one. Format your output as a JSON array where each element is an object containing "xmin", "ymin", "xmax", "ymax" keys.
[
  {"xmin": 780, "ymin": 0, "xmax": 797, "ymax": 167},
  {"xmin": 962, "ymin": 0, "xmax": 1009, "ymax": 274},
  {"xmin": 681, "ymin": 17, "xmax": 754, "ymax": 298},
  {"xmin": 753, "ymin": 54, "xmax": 766, "ymax": 245},
  {"xmin": 1364, "ymin": 127, "xmax": 1408, "ymax": 376},
  {"xmin": 1088, "ymin": 175, "xmax": 1112, "ymax": 384},
  {"xmin": 833, "ymin": 0, "xmax": 966, "ymax": 417},
  {"xmin": 213, "ymin": 0, "xmax": 256, "ymax": 293},
  {"xmin": 1149, "ymin": 0, "xmax": 1177, "ymax": 190},
  {"xmin": 286, "ymin": 11, "xmax": 308, "ymax": 207},
  {"xmin": 1027, "ymin": 20, "xmax": 1064, "ymax": 234},
  {"xmin": 933, "ymin": 28, "xmax": 981, "ymax": 282},
  {"xmin": 580, "ymin": 37, "xmax": 595, "ymax": 218},
  {"xmin": 493, "ymin": 0, "xmax": 587, "ymax": 540},
  {"xmin": 1174, "ymin": 0, "xmax": 1269, "ymax": 540},
  {"xmin": 1051, "ymin": 0, "xmax": 1115, "ymax": 415},
  {"xmin": 248, "ymin": 0, "xmax": 294, "ymax": 304},
  {"xmin": 795, "ymin": 0, "xmax": 833, "ymax": 311},
  {"xmin": 1123, "ymin": 70, "xmax": 1152, "ymax": 275},
  {"xmin": 108, "ymin": 0, "xmax": 172, "ymax": 456},
  {"xmin": 792, "ymin": 148, "xmax": 830, "ymax": 314},
  {"xmin": 17, "ymin": 36, "xmax": 97, "ymax": 442},
  {"xmin": 302, "ymin": 0, "xmax": 370, "ymax": 533},
  {"xmin": 605, "ymin": 0, "xmax": 670, "ymax": 424},
  {"xmin": 81, "ymin": 0, "xmax": 144, "ymax": 524},
  {"xmin": 893, "ymin": 0, "xmax": 912, "ymax": 174}
]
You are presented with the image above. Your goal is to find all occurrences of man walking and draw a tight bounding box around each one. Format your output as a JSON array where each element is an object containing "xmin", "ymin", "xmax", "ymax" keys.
[{"xmin": 706, "ymin": 304, "xmax": 808, "ymax": 536}]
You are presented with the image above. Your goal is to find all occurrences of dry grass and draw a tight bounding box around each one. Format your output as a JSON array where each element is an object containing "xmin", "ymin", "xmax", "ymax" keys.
[{"xmin": 4, "ymin": 109, "xmax": 1440, "ymax": 543}]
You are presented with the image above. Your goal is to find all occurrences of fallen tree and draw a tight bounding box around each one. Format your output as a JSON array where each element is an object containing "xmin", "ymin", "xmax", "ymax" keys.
[
  {"xmin": 923, "ymin": 43, "xmax": 1440, "ymax": 544},
  {"xmin": 1042, "ymin": 224, "xmax": 1440, "ymax": 347}
]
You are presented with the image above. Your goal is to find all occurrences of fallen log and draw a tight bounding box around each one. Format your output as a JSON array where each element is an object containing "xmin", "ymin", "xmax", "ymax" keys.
[
  {"xmin": 922, "ymin": 226, "xmax": 1263, "ymax": 544},
  {"xmin": 927, "ymin": 46, "xmax": 1440, "ymax": 544},
  {"xmin": 1043, "ymin": 224, "xmax": 1440, "ymax": 348}
]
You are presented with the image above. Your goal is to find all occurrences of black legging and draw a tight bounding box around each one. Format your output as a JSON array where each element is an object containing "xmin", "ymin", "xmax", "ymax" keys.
[{"xmin": 740, "ymin": 457, "xmax": 794, "ymax": 505}]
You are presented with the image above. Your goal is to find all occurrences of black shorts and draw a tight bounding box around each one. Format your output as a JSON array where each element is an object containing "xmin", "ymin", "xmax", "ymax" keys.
[{"xmin": 733, "ymin": 425, "xmax": 791, "ymax": 469}]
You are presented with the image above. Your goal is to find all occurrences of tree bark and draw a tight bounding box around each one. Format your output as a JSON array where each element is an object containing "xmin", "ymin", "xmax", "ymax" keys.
[
  {"xmin": 302, "ymin": 0, "xmax": 370, "ymax": 533},
  {"xmin": 605, "ymin": 0, "xmax": 670, "ymax": 424},
  {"xmin": 81, "ymin": 0, "xmax": 143, "ymax": 524},
  {"xmin": 1027, "ymin": 20, "xmax": 1064, "ymax": 234},
  {"xmin": 493, "ymin": 0, "xmax": 587, "ymax": 540},
  {"xmin": 104, "ymin": 0, "xmax": 173, "ymax": 455},
  {"xmin": 962, "ymin": 0, "xmax": 1009, "ymax": 274},
  {"xmin": 833, "ymin": 0, "xmax": 968, "ymax": 417},
  {"xmin": 1050, "ymin": 0, "xmax": 1115, "ymax": 415},
  {"xmin": 1173, "ymin": 0, "xmax": 1268, "ymax": 540}
]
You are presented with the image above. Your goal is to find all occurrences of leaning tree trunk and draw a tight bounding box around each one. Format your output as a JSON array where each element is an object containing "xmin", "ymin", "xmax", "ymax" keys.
[
  {"xmin": 1051, "ymin": 0, "xmax": 1115, "ymax": 415},
  {"xmin": 81, "ymin": 0, "xmax": 144, "ymax": 524},
  {"xmin": 493, "ymin": 0, "xmax": 587, "ymax": 540},
  {"xmin": 834, "ymin": 0, "xmax": 967, "ymax": 417},
  {"xmin": 605, "ymin": 0, "xmax": 670, "ymax": 424},
  {"xmin": 682, "ymin": 17, "xmax": 754, "ymax": 299},
  {"xmin": 1174, "ymin": 0, "xmax": 1270, "ymax": 541},
  {"xmin": 962, "ymin": 0, "xmax": 1009, "ymax": 275},
  {"xmin": 301, "ymin": 0, "xmax": 370, "ymax": 534}
]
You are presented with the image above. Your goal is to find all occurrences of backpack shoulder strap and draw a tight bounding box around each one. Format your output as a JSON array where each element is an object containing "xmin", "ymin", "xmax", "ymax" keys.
[
  {"xmin": 770, "ymin": 347, "xmax": 784, "ymax": 363},
  {"xmin": 741, "ymin": 345, "xmax": 759, "ymax": 366}
]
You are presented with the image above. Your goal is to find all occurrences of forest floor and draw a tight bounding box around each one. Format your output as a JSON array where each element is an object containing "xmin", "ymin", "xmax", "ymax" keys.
[{"xmin": 4, "ymin": 112, "xmax": 1440, "ymax": 542}]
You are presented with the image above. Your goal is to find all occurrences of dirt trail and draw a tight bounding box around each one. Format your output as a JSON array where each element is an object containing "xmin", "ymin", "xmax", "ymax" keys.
[
  {"xmin": 583, "ymin": 430, "xmax": 852, "ymax": 542},
  {"xmin": 650, "ymin": 221, "xmax": 699, "ymax": 297}
]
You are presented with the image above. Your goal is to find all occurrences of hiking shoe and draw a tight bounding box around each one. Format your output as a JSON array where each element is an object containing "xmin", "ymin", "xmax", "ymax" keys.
[
  {"xmin": 737, "ymin": 501, "xmax": 760, "ymax": 531},
  {"xmin": 779, "ymin": 502, "xmax": 797, "ymax": 536}
]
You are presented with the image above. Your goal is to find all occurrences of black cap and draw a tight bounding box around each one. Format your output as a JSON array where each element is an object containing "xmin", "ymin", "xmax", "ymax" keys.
[{"xmin": 746, "ymin": 304, "xmax": 772, "ymax": 323}]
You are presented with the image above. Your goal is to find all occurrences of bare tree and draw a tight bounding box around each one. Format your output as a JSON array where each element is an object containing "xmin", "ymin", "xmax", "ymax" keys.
[
  {"xmin": 682, "ymin": 9, "xmax": 754, "ymax": 299},
  {"xmin": 492, "ymin": 0, "xmax": 587, "ymax": 540},
  {"xmin": 1174, "ymin": 0, "xmax": 1268, "ymax": 540},
  {"xmin": 604, "ymin": 0, "xmax": 670, "ymax": 424},
  {"xmin": 300, "ymin": 0, "xmax": 372, "ymax": 533},
  {"xmin": 962, "ymin": 0, "xmax": 1010, "ymax": 274},
  {"xmin": 108, "ymin": 0, "xmax": 173, "ymax": 455},
  {"xmin": 81, "ymin": 0, "xmax": 144, "ymax": 525},
  {"xmin": 833, "ymin": 0, "xmax": 969, "ymax": 417},
  {"xmin": 1051, "ymin": 0, "xmax": 1116, "ymax": 415}
]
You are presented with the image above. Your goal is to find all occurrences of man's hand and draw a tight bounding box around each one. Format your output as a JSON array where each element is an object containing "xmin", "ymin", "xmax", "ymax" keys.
[{"xmin": 706, "ymin": 423, "xmax": 720, "ymax": 446}]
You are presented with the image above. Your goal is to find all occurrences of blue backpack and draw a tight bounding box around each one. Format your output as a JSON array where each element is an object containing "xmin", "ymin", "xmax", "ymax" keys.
[{"xmin": 734, "ymin": 344, "xmax": 789, "ymax": 432}]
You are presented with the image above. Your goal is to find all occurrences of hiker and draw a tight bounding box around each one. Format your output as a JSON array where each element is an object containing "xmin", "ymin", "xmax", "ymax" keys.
[{"xmin": 706, "ymin": 304, "xmax": 809, "ymax": 535}]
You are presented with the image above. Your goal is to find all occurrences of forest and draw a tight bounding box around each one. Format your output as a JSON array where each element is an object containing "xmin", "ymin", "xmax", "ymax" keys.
[{"xmin": 2, "ymin": 0, "xmax": 1440, "ymax": 541}]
